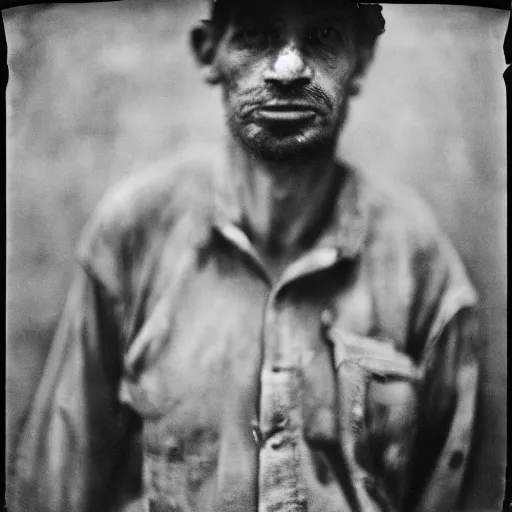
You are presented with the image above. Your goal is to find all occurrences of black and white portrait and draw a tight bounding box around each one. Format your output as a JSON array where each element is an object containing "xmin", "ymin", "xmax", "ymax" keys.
[{"xmin": 4, "ymin": 1, "xmax": 508, "ymax": 511}]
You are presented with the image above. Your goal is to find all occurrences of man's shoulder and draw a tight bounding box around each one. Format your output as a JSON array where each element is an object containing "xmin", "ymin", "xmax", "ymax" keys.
[
  {"xmin": 98, "ymin": 152, "xmax": 219, "ymax": 228},
  {"xmin": 87, "ymin": 149, "xmax": 223, "ymax": 232},
  {"xmin": 77, "ymin": 149, "xmax": 222, "ymax": 281},
  {"xmin": 357, "ymin": 168, "xmax": 477, "ymax": 303}
]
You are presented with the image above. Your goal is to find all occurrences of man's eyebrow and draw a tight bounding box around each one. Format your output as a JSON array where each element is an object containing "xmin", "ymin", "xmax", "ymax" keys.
[
  {"xmin": 230, "ymin": 12, "xmax": 274, "ymax": 26},
  {"xmin": 228, "ymin": 7, "xmax": 351, "ymax": 30}
]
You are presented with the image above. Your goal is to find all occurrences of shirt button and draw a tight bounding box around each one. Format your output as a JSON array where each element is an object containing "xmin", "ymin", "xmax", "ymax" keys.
[
  {"xmin": 270, "ymin": 437, "xmax": 285, "ymax": 450},
  {"xmin": 352, "ymin": 403, "xmax": 364, "ymax": 421},
  {"xmin": 251, "ymin": 421, "xmax": 263, "ymax": 447},
  {"xmin": 273, "ymin": 412, "xmax": 288, "ymax": 429}
]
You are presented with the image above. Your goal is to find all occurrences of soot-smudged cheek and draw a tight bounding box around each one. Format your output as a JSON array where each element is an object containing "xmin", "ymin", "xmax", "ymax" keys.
[
  {"xmin": 313, "ymin": 57, "xmax": 355, "ymax": 91},
  {"xmin": 219, "ymin": 47, "xmax": 269, "ymax": 88}
]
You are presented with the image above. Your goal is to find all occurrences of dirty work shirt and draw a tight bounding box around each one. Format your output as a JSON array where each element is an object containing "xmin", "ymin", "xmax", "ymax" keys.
[{"xmin": 12, "ymin": 155, "xmax": 480, "ymax": 512}]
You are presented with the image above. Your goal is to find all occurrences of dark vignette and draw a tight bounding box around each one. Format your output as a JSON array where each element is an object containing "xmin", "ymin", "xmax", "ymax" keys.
[{"xmin": 0, "ymin": 0, "xmax": 509, "ymax": 511}]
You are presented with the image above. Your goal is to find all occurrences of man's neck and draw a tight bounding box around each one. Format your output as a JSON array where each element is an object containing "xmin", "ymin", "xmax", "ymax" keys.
[{"xmin": 227, "ymin": 137, "xmax": 341, "ymax": 277}]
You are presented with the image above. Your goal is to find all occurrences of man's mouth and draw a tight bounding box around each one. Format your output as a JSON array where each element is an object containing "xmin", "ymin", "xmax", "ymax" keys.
[{"xmin": 253, "ymin": 103, "xmax": 319, "ymax": 123}]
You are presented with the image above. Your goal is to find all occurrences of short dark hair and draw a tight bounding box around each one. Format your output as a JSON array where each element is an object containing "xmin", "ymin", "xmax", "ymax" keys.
[{"xmin": 210, "ymin": 0, "xmax": 385, "ymax": 50}]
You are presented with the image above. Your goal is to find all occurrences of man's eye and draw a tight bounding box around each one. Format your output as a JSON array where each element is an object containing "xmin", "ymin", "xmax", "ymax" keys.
[
  {"xmin": 309, "ymin": 27, "xmax": 342, "ymax": 46},
  {"xmin": 236, "ymin": 28, "xmax": 271, "ymax": 47}
]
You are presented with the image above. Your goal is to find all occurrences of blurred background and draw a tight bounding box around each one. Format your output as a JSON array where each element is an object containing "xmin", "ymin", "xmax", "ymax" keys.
[{"xmin": 4, "ymin": 1, "xmax": 507, "ymax": 509}]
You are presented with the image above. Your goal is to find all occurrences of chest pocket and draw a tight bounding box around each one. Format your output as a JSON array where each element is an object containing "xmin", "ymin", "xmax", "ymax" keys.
[{"xmin": 328, "ymin": 329, "xmax": 421, "ymax": 512}]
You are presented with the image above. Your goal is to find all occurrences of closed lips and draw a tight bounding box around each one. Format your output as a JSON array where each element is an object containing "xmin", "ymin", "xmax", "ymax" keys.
[{"xmin": 255, "ymin": 103, "xmax": 319, "ymax": 121}]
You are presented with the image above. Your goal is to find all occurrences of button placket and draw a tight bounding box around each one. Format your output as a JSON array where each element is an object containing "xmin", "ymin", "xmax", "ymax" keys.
[
  {"xmin": 254, "ymin": 249, "xmax": 345, "ymax": 512},
  {"xmin": 257, "ymin": 296, "xmax": 306, "ymax": 512},
  {"xmin": 258, "ymin": 368, "xmax": 305, "ymax": 512}
]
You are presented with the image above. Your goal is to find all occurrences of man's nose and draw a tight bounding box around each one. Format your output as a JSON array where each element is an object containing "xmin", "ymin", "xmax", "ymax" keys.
[{"xmin": 264, "ymin": 44, "xmax": 313, "ymax": 88}]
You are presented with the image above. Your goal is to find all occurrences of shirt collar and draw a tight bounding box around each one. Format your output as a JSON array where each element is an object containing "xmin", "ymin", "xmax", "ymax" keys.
[{"xmin": 211, "ymin": 159, "xmax": 369, "ymax": 260}]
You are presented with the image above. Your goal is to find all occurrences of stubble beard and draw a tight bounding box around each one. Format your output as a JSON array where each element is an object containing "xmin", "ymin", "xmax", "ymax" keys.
[{"xmin": 227, "ymin": 99, "xmax": 350, "ymax": 163}]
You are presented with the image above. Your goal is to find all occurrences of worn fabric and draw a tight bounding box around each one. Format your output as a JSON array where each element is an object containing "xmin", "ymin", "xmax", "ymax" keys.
[{"xmin": 11, "ymin": 153, "xmax": 480, "ymax": 512}]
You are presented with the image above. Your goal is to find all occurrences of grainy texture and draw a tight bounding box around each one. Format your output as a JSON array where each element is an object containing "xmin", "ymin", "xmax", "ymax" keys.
[{"xmin": 4, "ymin": 1, "xmax": 507, "ymax": 509}]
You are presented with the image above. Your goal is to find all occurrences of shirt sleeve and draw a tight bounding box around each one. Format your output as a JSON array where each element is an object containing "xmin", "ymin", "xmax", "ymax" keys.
[
  {"xmin": 11, "ymin": 263, "xmax": 139, "ymax": 512},
  {"xmin": 404, "ymin": 306, "xmax": 481, "ymax": 512}
]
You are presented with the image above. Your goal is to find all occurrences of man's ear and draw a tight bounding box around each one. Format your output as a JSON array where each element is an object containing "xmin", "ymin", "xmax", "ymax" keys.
[{"xmin": 190, "ymin": 21, "xmax": 222, "ymax": 85}]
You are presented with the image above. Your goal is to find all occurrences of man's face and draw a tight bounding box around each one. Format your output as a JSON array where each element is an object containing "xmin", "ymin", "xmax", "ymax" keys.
[{"xmin": 209, "ymin": 0, "xmax": 366, "ymax": 159}]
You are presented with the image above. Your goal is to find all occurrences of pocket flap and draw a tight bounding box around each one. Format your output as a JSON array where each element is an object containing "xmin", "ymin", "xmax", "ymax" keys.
[{"xmin": 328, "ymin": 328, "xmax": 420, "ymax": 382}]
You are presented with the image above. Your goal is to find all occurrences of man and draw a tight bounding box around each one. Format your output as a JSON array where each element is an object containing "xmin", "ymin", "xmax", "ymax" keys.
[{"xmin": 11, "ymin": 0, "xmax": 481, "ymax": 511}]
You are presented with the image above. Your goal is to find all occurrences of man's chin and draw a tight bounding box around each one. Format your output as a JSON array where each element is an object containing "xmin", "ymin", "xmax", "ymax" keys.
[{"xmin": 239, "ymin": 125, "xmax": 335, "ymax": 161}]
